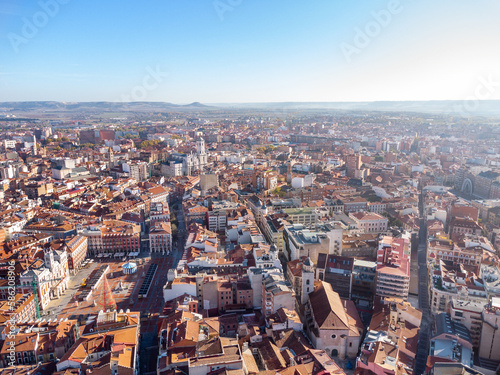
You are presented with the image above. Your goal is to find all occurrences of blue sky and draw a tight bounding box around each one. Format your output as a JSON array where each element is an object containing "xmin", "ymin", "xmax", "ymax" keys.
[{"xmin": 1, "ymin": 0, "xmax": 500, "ymax": 103}]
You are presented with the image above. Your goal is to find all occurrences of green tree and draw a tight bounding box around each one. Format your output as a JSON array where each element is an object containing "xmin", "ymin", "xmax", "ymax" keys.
[
  {"xmin": 138, "ymin": 140, "xmax": 161, "ymax": 149},
  {"xmin": 272, "ymin": 186, "xmax": 285, "ymax": 197}
]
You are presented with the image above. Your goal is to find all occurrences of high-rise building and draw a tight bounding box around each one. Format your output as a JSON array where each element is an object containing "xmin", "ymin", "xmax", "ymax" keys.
[
  {"xmin": 375, "ymin": 236, "xmax": 410, "ymax": 302},
  {"xmin": 346, "ymin": 153, "xmax": 361, "ymax": 178}
]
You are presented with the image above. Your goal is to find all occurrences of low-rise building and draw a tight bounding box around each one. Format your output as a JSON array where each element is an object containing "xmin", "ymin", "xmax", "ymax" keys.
[{"xmin": 349, "ymin": 212, "xmax": 388, "ymax": 234}]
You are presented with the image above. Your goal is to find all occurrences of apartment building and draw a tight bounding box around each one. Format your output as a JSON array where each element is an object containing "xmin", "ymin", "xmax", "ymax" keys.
[
  {"xmin": 351, "ymin": 259, "xmax": 377, "ymax": 309},
  {"xmin": 261, "ymin": 272, "xmax": 295, "ymax": 317},
  {"xmin": 449, "ymin": 297, "xmax": 484, "ymax": 348},
  {"xmin": 150, "ymin": 201, "xmax": 170, "ymax": 225},
  {"xmin": 65, "ymin": 235, "xmax": 88, "ymax": 274},
  {"xmin": 57, "ymin": 311, "xmax": 140, "ymax": 374},
  {"xmin": 81, "ymin": 220, "xmax": 141, "ymax": 257},
  {"xmin": 349, "ymin": 211, "xmax": 388, "ymax": 234},
  {"xmin": 283, "ymin": 223, "xmax": 342, "ymax": 263},
  {"xmin": 356, "ymin": 300, "xmax": 422, "ymax": 374},
  {"xmin": 0, "ymin": 294, "xmax": 36, "ymax": 324},
  {"xmin": 0, "ymin": 319, "xmax": 78, "ymax": 367},
  {"xmin": 479, "ymin": 297, "xmax": 500, "ymax": 362},
  {"xmin": 430, "ymin": 260, "xmax": 488, "ymax": 315},
  {"xmin": 375, "ymin": 236, "xmax": 410, "ymax": 302},
  {"xmin": 207, "ymin": 201, "xmax": 238, "ymax": 232},
  {"xmin": 341, "ymin": 197, "xmax": 368, "ymax": 213},
  {"xmin": 428, "ymin": 238, "xmax": 482, "ymax": 267},
  {"xmin": 283, "ymin": 207, "xmax": 317, "ymax": 225},
  {"xmin": 429, "ymin": 313, "xmax": 474, "ymax": 369},
  {"xmin": 149, "ymin": 221, "xmax": 172, "ymax": 255},
  {"xmin": 315, "ymin": 254, "xmax": 353, "ymax": 300}
]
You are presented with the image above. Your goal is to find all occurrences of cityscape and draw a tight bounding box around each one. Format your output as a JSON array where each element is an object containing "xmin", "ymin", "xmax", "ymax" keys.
[{"xmin": 2, "ymin": 1, "xmax": 500, "ymax": 375}]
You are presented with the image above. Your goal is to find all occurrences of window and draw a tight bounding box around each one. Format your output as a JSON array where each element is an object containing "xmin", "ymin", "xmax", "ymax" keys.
[{"xmin": 331, "ymin": 334, "xmax": 337, "ymax": 339}]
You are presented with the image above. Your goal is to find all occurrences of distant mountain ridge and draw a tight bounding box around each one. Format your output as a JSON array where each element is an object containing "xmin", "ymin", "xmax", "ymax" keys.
[
  {"xmin": 214, "ymin": 100, "xmax": 500, "ymax": 116},
  {"xmin": 1, "ymin": 100, "xmax": 500, "ymax": 116},
  {"xmin": 0, "ymin": 101, "xmax": 215, "ymax": 113}
]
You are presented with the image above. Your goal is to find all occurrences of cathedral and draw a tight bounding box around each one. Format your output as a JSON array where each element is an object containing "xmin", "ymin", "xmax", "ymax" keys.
[{"xmin": 164, "ymin": 138, "xmax": 207, "ymax": 176}]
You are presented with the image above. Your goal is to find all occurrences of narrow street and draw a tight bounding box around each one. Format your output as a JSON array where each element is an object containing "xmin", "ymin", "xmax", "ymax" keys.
[
  {"xmin": 139, "ymin": 199, "xmax": 187, "ymax": 375},
  {"xmin": 415, "ymin": 191, "xmax": 430, "ymax": 375}
]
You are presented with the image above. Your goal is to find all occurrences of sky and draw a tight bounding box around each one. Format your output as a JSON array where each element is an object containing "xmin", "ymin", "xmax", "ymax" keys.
[{"xmin": 1, "ymin": 0, "xmax": 500, "ymax": 104}]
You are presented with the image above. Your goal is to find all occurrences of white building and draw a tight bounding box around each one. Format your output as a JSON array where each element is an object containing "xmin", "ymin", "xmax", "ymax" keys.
[
  {"xmin": 19, "ymin": 250, "xmax": 70, "ymax": 310},
  {"xmin": 165, "ymin": 138, "xmax": 207, "ymax": 176}
]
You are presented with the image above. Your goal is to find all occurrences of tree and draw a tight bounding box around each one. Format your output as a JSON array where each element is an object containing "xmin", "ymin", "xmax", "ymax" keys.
[
  {"xmin": 171, "ymin": 223, "xmax": 178, "ymax": 239},
  {"xmin": 138, "ymin": 140, "xmax": 161, "ymax": 149},
  {"xmin": 272, "ymin": 186, "xmax": 285, "ymax": 197}
]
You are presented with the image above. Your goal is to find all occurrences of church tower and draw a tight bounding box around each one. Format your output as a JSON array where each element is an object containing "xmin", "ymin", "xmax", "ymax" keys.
[
  {"xmin": 108, "ymin": 147, "xmax": 114, "ymax": 163},
  {"xmin": 196, "ymin": 137, "xmax": 206, "ymax": 155},
  {"xmin": 32, "ymin": 135, "xmax": 37, "ymax": 156},
  {"xmin": 286, "ymin": 160, "xmax": 293, "ymax": 184},
  {"xmin": 196, "ymin": 137, "xmax": 207, "ymax": 169},
  {"xmin": 301, "ymin": 257, "xmax": 315, "ymax": 305}
]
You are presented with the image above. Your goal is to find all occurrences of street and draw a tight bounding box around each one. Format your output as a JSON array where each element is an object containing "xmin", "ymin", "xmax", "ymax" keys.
[
  {"xmin": 415, "ymin": 190, "xmax": 430, "ymax": 375},
  {"xmin": 138, "ymin": 199, "xmax": 187, "ymax": 375}
]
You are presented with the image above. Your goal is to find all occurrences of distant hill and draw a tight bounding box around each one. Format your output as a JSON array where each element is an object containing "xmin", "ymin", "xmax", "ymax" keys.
[
  {"xmin": 0, "ymin": 101, "xmax": 217, "ymax": 113},
  {"xmin": 214, "ymin": 100, "xmax": 500, "ymax": 117},
  {"xmin": 1, "ymin": 100, "xmax": 500, "ymax": 117},
  {"xmin": 183, "ymin": 102, "xmax": 209, "ymax": 108}
]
